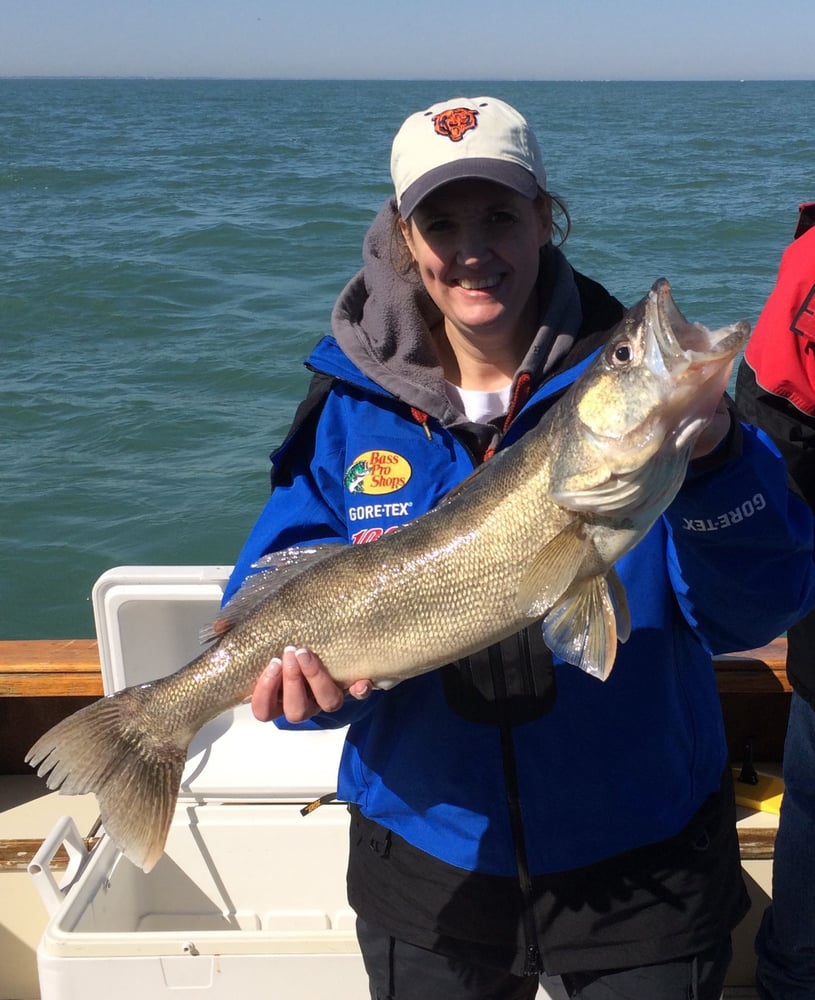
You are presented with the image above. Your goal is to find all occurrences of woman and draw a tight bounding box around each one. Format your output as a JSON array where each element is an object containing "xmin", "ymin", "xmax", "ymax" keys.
[{"xmin": 225, "ymin": 98, "xmax": 815, "ymax": 999}]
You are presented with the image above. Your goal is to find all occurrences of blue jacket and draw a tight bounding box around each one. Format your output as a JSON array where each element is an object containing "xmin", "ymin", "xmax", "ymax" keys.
[{"xmin": 226, "ymin": 330, "xmax": 815, "ymax": 878}]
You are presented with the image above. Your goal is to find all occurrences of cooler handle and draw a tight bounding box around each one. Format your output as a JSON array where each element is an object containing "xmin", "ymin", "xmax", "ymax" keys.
[{"xmin": 28, "ymin": 815, "xmax": 90, "ymax": 915}]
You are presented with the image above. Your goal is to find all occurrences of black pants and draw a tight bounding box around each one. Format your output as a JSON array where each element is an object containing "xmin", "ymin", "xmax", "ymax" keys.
[{"xmin": 357, "ymin": 916, "xmax": 733, "ymax": 1000}]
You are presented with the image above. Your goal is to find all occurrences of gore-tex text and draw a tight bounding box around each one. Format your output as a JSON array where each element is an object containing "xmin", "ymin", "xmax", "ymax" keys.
[
  {"xmin": 681, "ymin": 493, "xmax": 767, "ymax": 532},
  {"xmin": 349, "ymin": 502, "xmax": 413, "ymax": 521}
]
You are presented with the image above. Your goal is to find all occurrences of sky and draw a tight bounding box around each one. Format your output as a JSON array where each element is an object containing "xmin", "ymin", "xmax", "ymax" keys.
[{"xmin": 1, "ymin": 0, "xmax": 812, "ymax": 81}]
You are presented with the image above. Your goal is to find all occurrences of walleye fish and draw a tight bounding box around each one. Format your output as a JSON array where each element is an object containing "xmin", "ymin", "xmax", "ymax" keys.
[{"xmin": 27, "ymin": 278, "xmax": 749, "ymax": 873}]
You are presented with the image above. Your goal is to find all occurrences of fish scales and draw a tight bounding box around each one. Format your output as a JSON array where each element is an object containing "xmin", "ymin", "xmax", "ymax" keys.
[
  {"xmin": 27, "ymin": 278, "xmax": 750, "ymax": 872},
  {"xmin": 188, "ymin": 446, "xmax": 561, "ymax": 700}
]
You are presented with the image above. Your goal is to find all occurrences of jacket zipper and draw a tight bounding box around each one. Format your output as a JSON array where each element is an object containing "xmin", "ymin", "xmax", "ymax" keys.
[{"xmin": 493, "ymin": 661, "xmax": 543, "ymax": 977}]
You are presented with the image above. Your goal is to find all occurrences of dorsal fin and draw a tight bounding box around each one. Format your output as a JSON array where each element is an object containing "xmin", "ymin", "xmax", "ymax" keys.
[{"xmin": 200, "ymin": 544, "xmax": 342, "ymax": 643}]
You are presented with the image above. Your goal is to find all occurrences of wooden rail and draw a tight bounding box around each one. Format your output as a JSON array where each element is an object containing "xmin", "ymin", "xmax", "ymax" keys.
[
  {"xmin": 714, "ymin": 638, "xmax": 791, "ymax": 694},
  {"xmin": 0, "ymin": 632, "xmax": 793, "ymax": 767},
  {"xmin": 0, "ymin": 639, "xmax": 102, "ymax": 698},
  {"xmin": 0, "ymin": 837, "xmax": 101, "ymax": 873},
  {"xmin": 0, "ymin": 640, "xmax": 103, "ymax": 775},
  {"xmin": 0, "ymin": 636, "xmax": 792, "ymax": 699}
]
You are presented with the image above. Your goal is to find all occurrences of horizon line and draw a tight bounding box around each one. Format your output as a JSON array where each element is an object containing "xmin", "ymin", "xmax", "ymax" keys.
[{"xmin": 2, "ymin": 75, "xmax": 813, "ymax": 84}]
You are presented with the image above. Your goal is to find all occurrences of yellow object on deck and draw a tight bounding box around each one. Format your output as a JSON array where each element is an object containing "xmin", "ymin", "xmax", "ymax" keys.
[{"xmin": 732, "ymin": 767, "xmax": 785, "ymax": 814}]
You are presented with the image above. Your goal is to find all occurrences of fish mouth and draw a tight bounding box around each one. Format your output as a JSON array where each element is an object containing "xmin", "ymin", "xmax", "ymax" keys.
[
  {"xmin": 648, "ymin": 278, "xmax": 749, "ymax": 377},
  {"xmin": 645, "ymin": 278, "xmax": 750, "ymax": 446}
]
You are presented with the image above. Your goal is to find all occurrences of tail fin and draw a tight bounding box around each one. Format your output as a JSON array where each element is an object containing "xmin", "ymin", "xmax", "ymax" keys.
[{"xmin": 26, "ymin": 688, "xmax": 187, "ymax": 873}]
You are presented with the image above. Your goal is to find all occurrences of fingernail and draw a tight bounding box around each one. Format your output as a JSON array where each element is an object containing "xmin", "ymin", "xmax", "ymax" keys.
[
  {"xmin": 266, "ymin": 658, "xmax": 282, "ymax": 678},
  {"xmin": 295, "ymin": 647, "xmax": 313, "ymax": 667}
]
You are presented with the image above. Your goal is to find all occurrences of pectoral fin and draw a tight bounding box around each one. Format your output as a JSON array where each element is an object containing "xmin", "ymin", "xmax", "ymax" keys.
[
  {"xmin": 606, "ymin": 566, "xmax": 631, "ymax": 643},
  {"xmin": 516, "ymin": 522, "xmax": 591, "ymax": 618},
  {"xmin": 541, "ymin": 571, "xmax": 630, "ymax": 681}
]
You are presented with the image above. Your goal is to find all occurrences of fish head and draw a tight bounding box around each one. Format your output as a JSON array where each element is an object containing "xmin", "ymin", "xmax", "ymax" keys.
[{"xmin": 549, "ymin": 278, "xmax": 750, "ymax": 514}]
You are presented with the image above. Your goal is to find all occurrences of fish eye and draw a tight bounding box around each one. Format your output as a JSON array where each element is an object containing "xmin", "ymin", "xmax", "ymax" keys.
[{"xmin": 608, "ymin": 340, "xmax": 633, "ymax": 367}]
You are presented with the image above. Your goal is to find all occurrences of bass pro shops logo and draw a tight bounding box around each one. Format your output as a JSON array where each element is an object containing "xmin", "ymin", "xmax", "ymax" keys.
[
  {"xmin": 433, "ymin": 107, "xmax": 479, "ymax": 141},
  {"xmin": 344, "ymin": 450, "xmax": 412, "ymax": 495}
]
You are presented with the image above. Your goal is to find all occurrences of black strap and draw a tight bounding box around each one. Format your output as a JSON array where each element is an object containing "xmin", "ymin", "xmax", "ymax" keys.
[{"xmin": 441, "ymin": 626, "xmax": 557, "ymax": 725}]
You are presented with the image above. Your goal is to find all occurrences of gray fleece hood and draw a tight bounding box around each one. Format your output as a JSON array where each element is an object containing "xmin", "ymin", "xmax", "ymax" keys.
[{"xmin": 330, "ymin": 198, "xmax": 584, "ymax": 431}]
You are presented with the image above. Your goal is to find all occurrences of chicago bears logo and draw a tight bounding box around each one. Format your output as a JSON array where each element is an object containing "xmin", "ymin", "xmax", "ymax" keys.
[{"xmin": 433, "ymin": 107, "xmax": 478, "ymax": 142}]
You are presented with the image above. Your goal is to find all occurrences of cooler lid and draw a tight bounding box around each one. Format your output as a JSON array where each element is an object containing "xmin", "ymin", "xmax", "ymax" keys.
[{"xmin": 91, "ymin": 566, "xmax": 347, "ymax": 801}]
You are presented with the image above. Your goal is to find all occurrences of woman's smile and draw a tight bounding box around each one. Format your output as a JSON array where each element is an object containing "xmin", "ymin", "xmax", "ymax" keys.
[{"xmin": 401, "ymin": 178, "xmax": 551, "ymax": 354}]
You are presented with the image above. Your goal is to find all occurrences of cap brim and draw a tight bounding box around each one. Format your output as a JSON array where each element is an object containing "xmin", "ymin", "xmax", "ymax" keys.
[{"xmin": 399, "ymin": 159, "xmax": 540, "ymax": 218}]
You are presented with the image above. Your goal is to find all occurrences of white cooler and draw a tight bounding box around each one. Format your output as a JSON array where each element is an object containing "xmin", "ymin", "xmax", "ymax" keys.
[
  {"xmin": 30, "ymin": 566, "xmax": 567, "ymax": 999},
  {"xmin": 29, "ymin": 566, "xmax": 368, "ymax": 999}
]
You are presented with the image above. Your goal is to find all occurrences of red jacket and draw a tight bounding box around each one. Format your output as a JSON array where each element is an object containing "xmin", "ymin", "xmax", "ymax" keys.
[
  {"xmin": 736, "ymin": 202, "xmax": 815, "ymax": 703},
  {"xmin": 743, "ymin": 203, "xmax": 815, "ymax": 416}
]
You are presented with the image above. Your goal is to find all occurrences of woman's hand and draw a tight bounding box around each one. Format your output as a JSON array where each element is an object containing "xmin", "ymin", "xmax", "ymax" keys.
[{"xmin": 251, "ymin": 646, "xmax": 374, "ymax": 723}]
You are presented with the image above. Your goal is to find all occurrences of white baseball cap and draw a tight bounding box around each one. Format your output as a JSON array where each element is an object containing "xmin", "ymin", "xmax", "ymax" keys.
[{"xmin": 391, "ymin": 96, "xmax": 547, "ymax": 218}]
